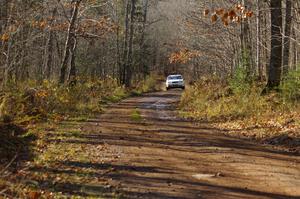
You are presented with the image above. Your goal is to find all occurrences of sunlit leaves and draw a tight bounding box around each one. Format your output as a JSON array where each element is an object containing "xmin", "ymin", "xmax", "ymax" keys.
[
  {"xmin": 246, "ymin": 11, "xmax": 254, "ymax": 18},
  {"xmin": 205, "ymin": 4, "xmax": 254, "ymax": 26},
  {"xmin": 0, "ymin": 33, "xmax": 10, "ymax": 42},
  {"xmin": 1, "ymin": 24, "xmax": 19, "ymax": 42},
  {"xmin": 211, "ymin": 14, "xmax": 218, "ymax": 23},
  {"xmin": 203, "ymin": 9, "xmax": 210, "ymax": 16},
  {"xmin": 35, "ymin": 90, "xmax": 49, "ymax": 99},
  {"xmin": 0, "ymin": 0, "xmax": 116, "ymax": 43},
  {"xmin": 27, "ymin": 16, "xmax": 116, "ymax": 38},
  {"xmin": 169, "ymin": 49, "xmax": 201, "ymax": 64},
  {"xmin": 216, "ymin": 8, "xmax": 225, "ymax": 16},
  {"xmin": 30, "ymin": 20, "xmax": 48, "ymax": 29},
  {"xmin": 77, "ymin": 17, "xmax": 118, "ymax": 36},
  {"xmin": 28, "ymin": 191, "xmax": 41, "ymax": 199}
]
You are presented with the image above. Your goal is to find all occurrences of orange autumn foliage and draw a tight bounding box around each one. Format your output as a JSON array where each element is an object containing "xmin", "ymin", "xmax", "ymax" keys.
[
  {"xmin": 169, "ymin": 49, "xmax": 201, "ymax": 64},
  {"xmin": 204, "ymin": 4, "xmax": 254, "ymax": 26}
]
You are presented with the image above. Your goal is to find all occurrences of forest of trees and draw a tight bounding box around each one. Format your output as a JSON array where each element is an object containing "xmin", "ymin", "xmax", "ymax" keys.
[
  {"xmin": 0, "ymin": 0, "xmax": 299, "ymax": 89},
  {"xmin": 0, "ymin": 0, "xmax": 169, "ymax": 88},
  {"xmin": 1, "ymin": 1, "xmax": 300, "ymax": 198},
  {"xmin": 177, "ymin": 0, "xmax": 299, "ymax": 90}
]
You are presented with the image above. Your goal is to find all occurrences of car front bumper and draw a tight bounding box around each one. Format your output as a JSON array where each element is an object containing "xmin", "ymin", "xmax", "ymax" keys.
[{"xmin": 166, "ymin": 83, "xmax": 185, "ymax": 88}]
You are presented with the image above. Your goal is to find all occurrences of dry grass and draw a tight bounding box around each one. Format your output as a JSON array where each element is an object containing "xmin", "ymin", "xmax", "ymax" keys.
[
  {"xmin": 0, "ymin": 75, "xmax": 161, "ymax": 198},
  {"xmin": 132, "ymin": 75, "xmax": 162, "ymax": 95},
  {"xmin": 180, "ymin": 79, "xmax": 300, "ymax": 152},
  {"xmin": 0, "ymin": 77, "xmax": 128, "ymax": 122}
]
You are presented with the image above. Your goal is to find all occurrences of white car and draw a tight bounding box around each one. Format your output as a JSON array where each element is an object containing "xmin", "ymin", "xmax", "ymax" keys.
[{"xmin": 166, "ymin": 74, "xmax": 185, "ymax": 90}]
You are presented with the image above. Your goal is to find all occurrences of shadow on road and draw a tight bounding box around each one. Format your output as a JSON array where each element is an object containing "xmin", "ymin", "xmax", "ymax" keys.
[{"xmin": 21, "ymin": 91, "xmax": 300, "ymax": 199}]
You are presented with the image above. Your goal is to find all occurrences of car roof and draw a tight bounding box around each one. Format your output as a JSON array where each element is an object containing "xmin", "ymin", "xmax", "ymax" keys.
[{"xmin": 168, "ymin": 74, "xmax": 182, "ymax": 77}]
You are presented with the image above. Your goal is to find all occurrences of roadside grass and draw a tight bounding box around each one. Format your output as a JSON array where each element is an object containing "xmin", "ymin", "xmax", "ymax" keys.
[
  {"xmin": 101, "ymin": 86, "xmax": 129, "ymax": 104},
  {"xmin": 0, "ymin": 75, "xmax": 161, "ymax": 198},
  {"xmin": 130, "ymin": 109, "xmax": 142, "ymax": 122},
  {"xmin": 0, "ymin": 77, "xmax": 129, "ymax": 124},
  {"xmin": 180, "ymin": 77, "xmax": 300, "ymax": 152},
  {"xmin": 132, "ymin": 75, "xmax": 162, "ymax": 95},
  {"xmin": 1, "ymin": 115, "xmax": 122, "ymax": 198}
]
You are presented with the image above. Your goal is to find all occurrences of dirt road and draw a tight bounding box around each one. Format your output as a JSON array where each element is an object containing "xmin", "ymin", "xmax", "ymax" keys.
[{"xmin": 80, "ymin": 90, "xmax": 300, "ymax": 199}]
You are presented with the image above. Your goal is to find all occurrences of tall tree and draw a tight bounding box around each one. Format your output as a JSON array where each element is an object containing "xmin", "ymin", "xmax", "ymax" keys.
[
  {"xmin": 266, "ymin": 0, "xmax": 283, "ymax": 90},
  {"xmin": 282, "ymin": 0, "xmax": 293, "ymax": 76},
  {"xmin": 44, "ymin": 3, "xmax": 58, "ymax": 79},
  {"xmin": 256, "ymin": 0, "xmax": 262, "ymax": 80},
  {"xmin": 120, "ymin": 0, "xmax": 130, "ymax": 85},
  {"xmin": 125, "ymin": 0, "xmax": 136, "ymax": 87},
  {"xmin": 2, "ymin": 0, "xmax": 13, "ymax": 87},
  {"xmin": 59, "ymin": 0, "xmax": 81, "ymax": 84},
  {"xmin": 140, "ymin": 0, "xmax": 150, "ymax": 78},
  {"xmin": 240, "ymin": 0, "xmax": 253, "ymax": 77}
]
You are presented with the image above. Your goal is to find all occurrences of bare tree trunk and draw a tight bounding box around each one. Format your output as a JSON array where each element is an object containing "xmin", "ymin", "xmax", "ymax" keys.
[
  {"xmin": 263, "ymin": 2, "xmax": 269, "ymax": 79},
  {"xmin": 140, "ymin": 0, "xmax": 149, "ymax": 79},
  {"xmin": 294, "ymin": 1, "xmax": 299, "ymax": 70},
  {"xmin": 282, "ymin": 0, "xmax": 293, "ymax": 76},
  {"xmin": 116, "ymin": 26, "xmax": 120, "ymax": 80},
  {"xmin": 121, "ymin": 0, "xmax": 130, "ymax": 85},
  {"xmin": 3, "ymin": 38, "xmax": 12, "ymax": 87},
  {"xmin": 125, "ymin": 0, "xmax": 136, "ymax": 87},
  {"xmin": 293, "ymin": 28, "xmax": 298, "ymax": 70},
  {"xmin": 240, "ymin": 0, "xmax": 252, "ymax": 77},
  {"xmin": 114, "ymin": 3, "xmax": 121, "ymax": 81},
  {"xmin": 2, "ymin": 1, "xmax": 13, "ymax": 88},
  {"xmin": 256, "ymin": 0, "xmax": 262, "ymax": 80},
  {"xmin": 0, "ymin": 0, "xmax": 8, "ymax": 52},
  {"xmin": 44, "ymin": 4, "xmax": 58, "ymax": 80},
  {"xmin": 68, "ymin": 37, "xmax": 77, "ymax": 85},
  {"xmin": 59, "ymin": 0, "xmax": 81, "ymax": 84},
  {"xmin": 44, "ymin": 31, "xmax": 54, "ymax": 79},
  {"xmin": 266, "ymin": 0, "xmax": 283, "ymax": 90}
]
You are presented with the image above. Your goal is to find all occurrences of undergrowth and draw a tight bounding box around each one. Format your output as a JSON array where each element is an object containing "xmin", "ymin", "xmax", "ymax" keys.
[
  {"xmin": 0, "ymin": 75, "xmax": 160, "ymax": 124},
  {"xmin": 180, "ymin": 70, "xmax": 300, "ymax": 152},
  {"xmin": 0, "ymin": 75, "xmax": 160, "ymax": 198},
  {"xmin": 132, "ymin": 75, "xmax": 161, "ymax": 95},
  {"xmin": 130, "ymin": 109, "xmax": 142, "ymax": 121},
  {"xmin": 180, "ymin": 78, "xmax": 273, "ymax": 121},
  {"xmin": 0, "ymin": 77, "xmax": 129, "ymax": 124},
  {"xmin": 0, "ymin": 75, "xmax": 160, "ymax": 158}
]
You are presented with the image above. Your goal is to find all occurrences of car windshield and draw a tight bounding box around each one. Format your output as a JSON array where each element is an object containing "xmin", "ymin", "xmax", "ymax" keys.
[{"xmin": 168, "ymin": 75, "xmax": 182, "ymax": 80}]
